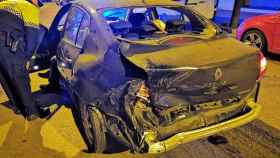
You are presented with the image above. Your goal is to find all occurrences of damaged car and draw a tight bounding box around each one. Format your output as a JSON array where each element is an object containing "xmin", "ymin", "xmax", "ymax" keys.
[{"xmin": 41, "ymin": 0, "xmax": 266, "ymax": 154}]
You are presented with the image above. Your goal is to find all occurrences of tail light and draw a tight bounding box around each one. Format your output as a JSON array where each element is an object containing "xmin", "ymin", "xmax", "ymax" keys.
[
  {"xmin": 257, "ymin": 52, "xmax": 267, "ymax": 81},
  {"xmin": 137, "ymin": 82, "xmax": 150, "ymax": 103}
]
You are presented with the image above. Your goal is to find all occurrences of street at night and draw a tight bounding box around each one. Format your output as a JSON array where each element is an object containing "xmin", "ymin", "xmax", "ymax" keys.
[{"xmin": 0, "ymin": 1, "xmax": 280, "ymax": 158}]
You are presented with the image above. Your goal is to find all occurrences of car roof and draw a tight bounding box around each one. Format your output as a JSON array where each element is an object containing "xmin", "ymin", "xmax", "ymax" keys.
[{"xmin": 79, "ymin": 0, "xmax": 183, "ymax": 10}]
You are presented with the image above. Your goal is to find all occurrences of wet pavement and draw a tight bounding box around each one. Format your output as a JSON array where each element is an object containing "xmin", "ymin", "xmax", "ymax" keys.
[{"xmin": 0, "ymin": 3, "xmax": 280, "ymax": 158}]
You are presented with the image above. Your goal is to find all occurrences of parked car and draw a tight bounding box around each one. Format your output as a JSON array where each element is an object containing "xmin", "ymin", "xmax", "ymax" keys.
[
  {"xmin": 38, "ymin": 0, "xmax": 265, "ymax": 153},
  {"xmin": 214, "ymin": 0, "xmax": 280, "ymax": 26},
  {"xmin": 237, "ymin": 13, "xmax": 280, "ymax": 54}
]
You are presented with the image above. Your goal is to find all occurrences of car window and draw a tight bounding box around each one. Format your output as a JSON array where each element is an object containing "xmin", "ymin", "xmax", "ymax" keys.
[
  {"xmin": 101, "ymin": 6, "xmax": 209, "ymax": 41},
  {"xmin": 58, "ymin": 13, "xmax": 68, "ymax": 28},
  {"xmin": 103, "ymin": 8, "xmax": 128, "ymax": 22},
  {"xmin": 76, "ymin": 14, "xmax": 90, "ymax": 48},
  {"xmin": 64, "ymin": 7, "xmax": 90, "ymax": 49},
  {"xmin": 156, "ymin": 7, "xmax": 193, "ymax": 32},
  {"xmin": 64, "ymin": 7, "xmax": 84, "ymax": 44},
  {"xmin": 156, "ymin": 7, "xmax": 184, "ymax": 22}
]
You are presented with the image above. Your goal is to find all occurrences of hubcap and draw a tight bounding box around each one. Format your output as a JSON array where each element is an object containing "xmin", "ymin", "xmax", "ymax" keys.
[{"xmin": 244, "ymin": 33, "xmax": 263, "ymax": 49}]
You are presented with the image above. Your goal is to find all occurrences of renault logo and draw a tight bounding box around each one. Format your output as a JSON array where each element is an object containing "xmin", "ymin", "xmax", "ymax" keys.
[{"xmin": 215, "ymin": 68, "xmax": 223, "ymax": 81}]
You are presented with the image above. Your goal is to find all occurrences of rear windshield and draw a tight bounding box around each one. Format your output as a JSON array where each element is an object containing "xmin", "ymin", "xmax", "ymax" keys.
[{"xmin": 100, "ymin": 6, "xmax": 216, "ymax": 41}]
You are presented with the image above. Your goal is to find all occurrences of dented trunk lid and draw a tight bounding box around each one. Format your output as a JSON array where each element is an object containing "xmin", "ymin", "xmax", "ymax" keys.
[{"xmin": 125, "ymin": 36, "xmax": 259, "ymax": 106}]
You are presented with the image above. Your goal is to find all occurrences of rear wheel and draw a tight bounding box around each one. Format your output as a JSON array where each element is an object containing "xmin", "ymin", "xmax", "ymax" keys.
[
  {"xmin": 241, "ymin": 30, "xmax": 267, "ymax": 53},
  {"xmin": 71, "ymin": 95, "xmax": 107, "ymax": 153}
]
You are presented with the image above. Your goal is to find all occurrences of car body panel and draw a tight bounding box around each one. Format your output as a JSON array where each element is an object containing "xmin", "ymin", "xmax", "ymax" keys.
[
  {"xmin": 126, "ymin": 37, "xmax": 258, "ymax": 69},
  {"xmin": 237, "ymin": 13, "xmax": 280, "ymax": 54},
  {"xmin": 272, "ymin": 16, "xmax": 280, "ymax": 52},
  {"xmin": 46, "ymin": 0, "xmax": 263, "ymax": 153},
  {"xmin": 147, "ymin": 98, "xmax": 262, "ymax": 153}
]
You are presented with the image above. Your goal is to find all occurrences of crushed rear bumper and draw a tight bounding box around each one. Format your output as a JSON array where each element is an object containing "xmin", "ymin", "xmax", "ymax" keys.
[{"xmin": 144, "ymin": 99, "xmax": 261, "ymax": 154}]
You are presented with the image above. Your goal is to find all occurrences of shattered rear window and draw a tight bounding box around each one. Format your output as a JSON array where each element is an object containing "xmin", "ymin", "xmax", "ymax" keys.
[{"xmin": 100, "ymin": 6, "xmax": 216, "ymax": 41}]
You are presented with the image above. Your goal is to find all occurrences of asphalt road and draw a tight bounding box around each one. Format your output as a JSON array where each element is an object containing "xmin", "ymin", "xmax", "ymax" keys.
[{"xmin": 0, "ymin": 3, "xmax": 280, "ymax": 158}]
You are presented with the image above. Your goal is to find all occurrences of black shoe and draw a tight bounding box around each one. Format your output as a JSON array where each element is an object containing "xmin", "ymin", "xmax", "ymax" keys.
[
  {"xmin": 38, "ymin": 107, "xmax": 51, "ymax": 118},
  {"xmin": 40, "ymin": 84, "xmax": 60, "ymax": 93},
  {"xmin": 26, "ymin": 108, "xmax": 39, "ymax": 121},
  {"xmin": 38, "ymin": 71, "xmax": 50, "ymax": 79},
  {"xmin": 26, "ymin": 114, "xmax": 39, "ymax": 121},
  {"xmin": 9, "ymin": 105, "xmax": 21, "ymax": 115},
  {"xmin": 13, "ymin": 108, "xmax": 21, "ymax": 115}
]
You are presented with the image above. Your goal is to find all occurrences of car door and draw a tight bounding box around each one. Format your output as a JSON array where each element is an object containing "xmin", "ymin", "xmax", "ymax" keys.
[
  {"xmin": 47, "ymin": 4, "xmax": 71, "ymax": 55},
  {"xmin": 272, "ymin": 15, "xmax": 280, "ymax": 52},
  {"xmin": 57, "ymin": 6, "xmax": 90, "ymax": 81},
  {"xmin": 29, "ymin": 5, "xmax": 71, "ymax": 73}
]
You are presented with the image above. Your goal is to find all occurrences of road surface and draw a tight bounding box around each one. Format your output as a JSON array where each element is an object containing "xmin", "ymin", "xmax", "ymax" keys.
[{"xmin": 0, "ymin": 3, "xmax": 279, "ymax": 158}]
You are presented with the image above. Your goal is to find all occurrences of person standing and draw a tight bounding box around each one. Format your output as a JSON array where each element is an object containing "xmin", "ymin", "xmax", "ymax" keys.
[{"xmin": 0, "ymin": 0, "xmax": 46, "ymax": 121}]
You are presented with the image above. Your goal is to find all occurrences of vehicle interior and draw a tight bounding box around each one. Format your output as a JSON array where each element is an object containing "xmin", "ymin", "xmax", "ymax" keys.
[
  {"xmin": 30, "ymin": 5, "xmax": 214, "ymax": 72},
  {"xmin": 102, "ymin": 6, "xmax": 208, "ymax": 40}
]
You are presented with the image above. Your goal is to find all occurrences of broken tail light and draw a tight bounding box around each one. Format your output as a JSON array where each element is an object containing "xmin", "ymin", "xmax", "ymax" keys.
[
  {"xmin": 136, "ymin": 82, "xmax": 150, "ymax": 103},
  {"xmin": 257, "ymin": 52, "xmax": 267, "ymax": 81}
]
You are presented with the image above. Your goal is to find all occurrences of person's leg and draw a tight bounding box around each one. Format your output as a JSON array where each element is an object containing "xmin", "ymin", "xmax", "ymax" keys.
[
  {"xmin": 0, "ymin": 42, "xmax": 21, "ymax": 114},
  {"xmin": 2, "ymin": 27, "xmax": 40, "ymax": 120},
  {"xmin": 49, "ymin": 58, "xmax": 60, "ymax": 86},
  {"xmin": 40, "ymin": 57, "xmax": 61, "ymax": 92},
  {"xmin": 11, "ymin": 59, "xmax": 39, "ymax": 120},
  {"xmin": 0, "ymin": 68, "xmax": 21, "ymax": 114},
  {"xmin": 10, "ymin": 60, "xmax": 51, "ymax": 119},
  {"xmin": 0, "ymin": 12, "xmax": 48, "ymax": 120}
]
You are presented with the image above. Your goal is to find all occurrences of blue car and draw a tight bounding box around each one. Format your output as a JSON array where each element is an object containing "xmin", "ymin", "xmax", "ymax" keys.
[{"xmin": 35, "ymin": 0, "xmax": 265, "ymax": 154}]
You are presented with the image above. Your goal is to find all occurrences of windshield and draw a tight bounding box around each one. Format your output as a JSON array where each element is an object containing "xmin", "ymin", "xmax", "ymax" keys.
[{"xmin": 100, "ymin": 6, "xmax": 217, "ymax": 41}]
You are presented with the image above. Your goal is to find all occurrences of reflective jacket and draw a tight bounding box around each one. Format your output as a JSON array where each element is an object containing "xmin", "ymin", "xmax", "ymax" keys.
[{"xmin": 0, "ymin": 0, "xmax": 39, "ymax": 59}]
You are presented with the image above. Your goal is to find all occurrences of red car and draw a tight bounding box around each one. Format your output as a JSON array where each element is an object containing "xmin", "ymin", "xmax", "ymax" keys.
[{"xmin": 237, "ymin": 13, "xmax": 280, "ymax": 54}]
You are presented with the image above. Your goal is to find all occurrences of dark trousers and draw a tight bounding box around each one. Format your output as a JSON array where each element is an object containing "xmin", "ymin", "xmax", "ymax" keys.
[
  {"xmin": 48, "ymin": 57, "xmax": 60, "ymax": 87},
  {"xmin": 0, "ymin": 34, "xmax": 37, "ymax": 117}
]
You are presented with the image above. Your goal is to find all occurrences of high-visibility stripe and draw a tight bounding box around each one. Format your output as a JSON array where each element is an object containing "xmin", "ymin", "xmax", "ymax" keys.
[{"xmin": 0, "ymin": 0, "xmax": 39, "ymax": 29}]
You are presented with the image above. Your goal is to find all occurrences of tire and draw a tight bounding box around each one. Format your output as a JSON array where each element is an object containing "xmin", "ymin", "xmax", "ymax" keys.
[
  {"xmin": 241, "ymin": 29, "xmax": 267, "ymax": 53},
  {"xmin": 70, "ymin": 94, "xmax": 107, "ymax": 153}
]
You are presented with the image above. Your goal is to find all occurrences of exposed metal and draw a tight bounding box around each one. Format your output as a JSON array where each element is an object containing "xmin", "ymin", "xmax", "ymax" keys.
[{"xmin": 41, "ymin": 0, "xmax": 264, "ymax": 153}]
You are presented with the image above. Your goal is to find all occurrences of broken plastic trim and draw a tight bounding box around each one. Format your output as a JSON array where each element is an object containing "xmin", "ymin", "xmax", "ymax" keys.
[{"xmin": 144, "ymin": 99, "xmax": 261, "ymax": 153}]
